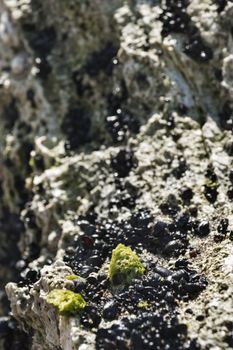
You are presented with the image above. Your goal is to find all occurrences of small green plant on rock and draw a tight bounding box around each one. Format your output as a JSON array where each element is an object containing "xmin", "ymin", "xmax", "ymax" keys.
[
  {"xmin": 109, "ymin": 243, "xmax": 145, "ymax": 286},
  {"xmin": 46, "ymin": 289, "xmax": 86, "ymax": 316}
]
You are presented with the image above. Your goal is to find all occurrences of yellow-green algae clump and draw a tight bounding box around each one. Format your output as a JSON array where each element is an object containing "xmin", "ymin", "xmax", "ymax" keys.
[
  {"xmin": 46, "ymin": 289, "xmax": 86, "ymax": 316},
  {"xmin": 109, "ymin": 243, "xmax": 145, "ymax": 285},
  {"xmin": 65, "ymin": 274, "xmax": 79, "ymax": 281},
  {"xmin": 138, "ymin": 300, "xmax": 149, "ymax": 309}
]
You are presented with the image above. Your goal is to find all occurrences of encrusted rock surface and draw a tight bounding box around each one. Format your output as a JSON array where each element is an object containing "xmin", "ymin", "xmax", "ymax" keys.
[{"xmin": 0, "ymin": 0, "xmax": 233, "ymax": 349}]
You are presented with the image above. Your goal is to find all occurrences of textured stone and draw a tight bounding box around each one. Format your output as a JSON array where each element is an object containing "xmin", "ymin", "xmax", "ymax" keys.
[{"xmin": 0, "ymin": 0, "xmax": 232, "ymax": 349}]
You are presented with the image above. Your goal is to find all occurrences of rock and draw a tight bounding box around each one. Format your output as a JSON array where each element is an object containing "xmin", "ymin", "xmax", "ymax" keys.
[{"xmin": 0, "ymin": 0, "xmax": 232, "ymax": 349}]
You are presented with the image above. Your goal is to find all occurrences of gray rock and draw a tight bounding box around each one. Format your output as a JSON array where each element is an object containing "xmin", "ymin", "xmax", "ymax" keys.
[{"xmin": 0, "ymin": 0, "xmax": 232, "ymax": 349}]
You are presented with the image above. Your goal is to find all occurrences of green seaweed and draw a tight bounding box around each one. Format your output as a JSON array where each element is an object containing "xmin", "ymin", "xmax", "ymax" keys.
[
  {"xmin": 65, "ymin": 274, "xmax": 79, "ymax": 281},
  {"xmin": 46, "ymin": 289, "xmax": 86, "ymax": 316},
  {"xmin": 137, "ymin": 300, "xmax": 149, "ymax": 309},
  {"xmin": 109, "ymin": 243, "xmax": 145, "ymax": 285}
]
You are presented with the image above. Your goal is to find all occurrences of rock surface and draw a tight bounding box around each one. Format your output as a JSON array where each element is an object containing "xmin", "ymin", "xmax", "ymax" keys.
[{"xmin": 0, "ymin": 0, "xmax": 233, "ymax": 349}]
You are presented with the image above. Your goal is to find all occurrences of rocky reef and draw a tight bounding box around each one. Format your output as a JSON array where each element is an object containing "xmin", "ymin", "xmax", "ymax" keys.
[{"xmin": 0, "ymin": 0, "xmax": 233, "ymax": 349}]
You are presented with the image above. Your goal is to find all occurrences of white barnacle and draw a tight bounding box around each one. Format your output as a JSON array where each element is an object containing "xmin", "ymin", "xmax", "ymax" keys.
[{"xmin": 11, "ymin": 52, "xmax": 29, "ymax": 76}]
